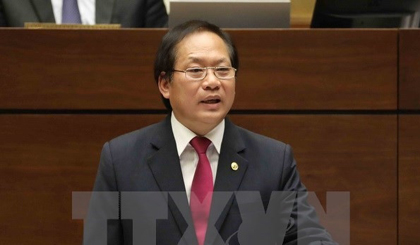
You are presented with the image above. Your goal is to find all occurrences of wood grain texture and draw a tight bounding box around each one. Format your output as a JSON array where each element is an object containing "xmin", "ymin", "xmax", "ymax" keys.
[
  {"xmin": 399, "ymin": 115, "xmax": 420, "ymax": 244},
  {"xmin": 0, "ymin": 29, "xmax": 397, "ymax": 110},
  {"xmin": 0, "ymin": 28, "xmax": 405, "ymax": 245},
  {"xmin": 0, "ymin": 114, "xmax": 166, "ymax": 244},
  {"xmin": 230, "ymin": 29, "xmax": 397, "ymax": 110},
  {"xmin": 0, "ymin": 114, "xmax": 397, "ymax": 244},
  {"xmin": 399, "ymin": 30, "xmax": 420, "ymax": 110},
  {"xmin": 0, "ymin": 29, "xmax": 165, "ymax": 110}
]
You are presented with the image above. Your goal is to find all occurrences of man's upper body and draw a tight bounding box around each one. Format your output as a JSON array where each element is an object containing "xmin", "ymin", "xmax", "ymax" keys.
[
  {"xmin": 0, "ymin": 0, "xmax": 168, "ymax": 27},
  {"xmin": 85, "ymin": 114, "xmax": 336, "ymax": 244},
  {"xmin": 84, "ymin": 20, "xmax": 337, "ymax": 244}
]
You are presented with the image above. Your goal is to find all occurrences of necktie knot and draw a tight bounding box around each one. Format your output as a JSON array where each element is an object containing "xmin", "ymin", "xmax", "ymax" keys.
[{"xmin": 190, "ymin": 137, "xmax": 211, "ymax": 154}]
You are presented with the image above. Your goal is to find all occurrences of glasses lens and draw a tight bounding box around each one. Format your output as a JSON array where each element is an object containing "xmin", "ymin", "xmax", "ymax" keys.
[
  {"xmin": 186, "ymin": 68, "xmax": 205, "ymax": 80},
  {"xmin": 215, "ymin": 67, "xmax": 235, "ymax": 79},
  {"xmin": 183, "ymin": 67, "xmax": 236, "ymax": 80}
]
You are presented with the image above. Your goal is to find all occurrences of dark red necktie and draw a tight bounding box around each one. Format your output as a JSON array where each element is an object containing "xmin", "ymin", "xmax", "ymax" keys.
[{"xmin": 190, "ymin": 137, "xmax": 213, "ymax": 245}]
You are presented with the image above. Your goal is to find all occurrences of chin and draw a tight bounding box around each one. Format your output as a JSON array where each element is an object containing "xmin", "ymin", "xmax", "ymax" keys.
[{"xmin": 200, "ymin": 111, "xmax": 226, "ymax": 124}]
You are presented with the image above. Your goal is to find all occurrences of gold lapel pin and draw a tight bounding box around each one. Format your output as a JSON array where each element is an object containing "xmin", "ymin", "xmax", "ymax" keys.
[{"xmin": 231, "ymin": 162, "xmax": 239, "ymax": 171}]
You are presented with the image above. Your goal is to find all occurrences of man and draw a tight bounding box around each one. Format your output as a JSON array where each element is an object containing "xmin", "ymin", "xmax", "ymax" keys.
[
  {"xmin": 84, "ymin": 20, "xmax": 337, "ymax": 244},
  {"xmin": 0, "ymin": 0, "xmax": 167, "ymax": 27}
]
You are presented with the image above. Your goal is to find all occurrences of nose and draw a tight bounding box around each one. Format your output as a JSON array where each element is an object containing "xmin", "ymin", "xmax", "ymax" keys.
[{"xmin": 202, "ymin": 69, "xmax": 220, "ymax": 90}]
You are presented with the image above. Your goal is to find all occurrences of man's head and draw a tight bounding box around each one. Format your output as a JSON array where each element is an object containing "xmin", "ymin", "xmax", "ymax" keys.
[{"xmin": 154, "ymin": 20, "xmax": 239, "ymax": 135}]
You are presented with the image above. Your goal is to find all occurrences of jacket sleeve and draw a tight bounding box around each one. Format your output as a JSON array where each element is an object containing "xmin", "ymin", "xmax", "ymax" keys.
[
  {"xmin": 144, "ymin": 0, "xmax": 168, "ymax": 27},
  {"xmin": 0, "ymin": 2, "xmax": 7, "ymax": 26},
  {"xmin": 83, "ymin": 142, "xmax": 124, "ymax": 245},
  {"xmin": 281, "ymin": 144, "xmax": 338, "ymax": 245}
]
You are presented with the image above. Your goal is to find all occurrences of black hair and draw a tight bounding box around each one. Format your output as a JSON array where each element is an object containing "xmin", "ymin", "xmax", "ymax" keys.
[{"xmin": 153, "ymin": 20, "xmax": 239, "ymax": 110}]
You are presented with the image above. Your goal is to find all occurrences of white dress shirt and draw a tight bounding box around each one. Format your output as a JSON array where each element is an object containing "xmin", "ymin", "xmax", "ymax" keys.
[
  {"xmin": 51, "ymin": 0, "xmax": 96, "ymax": 24},
  {"xmin": 171, "ymin": 112, "xmax": 224, "ymax": 203}
]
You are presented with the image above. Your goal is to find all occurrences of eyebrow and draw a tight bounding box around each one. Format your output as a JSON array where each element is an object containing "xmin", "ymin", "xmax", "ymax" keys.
[{"xmin": 187, "ymin": 56, "xmax": 229, "ymax": 64}]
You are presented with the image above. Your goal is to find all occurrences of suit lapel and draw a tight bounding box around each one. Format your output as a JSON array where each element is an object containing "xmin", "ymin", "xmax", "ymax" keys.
[
  {"xmin": 146, "ymin": 116, "xmax": 195, "ymax": 242},
  {"xmin": 146, "ymin": 116, "xmax": 249, "ymax": 243},
  {"xmin": 96, "ymin": 0, "xmax": 115, "ymax": 24},
  {"xmin": 211, "ymin": 118, "xmax": 248, "ymax": 231},
  {"xmin": 31, "ymin": 0, "xmax": 55, "ymax": 23}
]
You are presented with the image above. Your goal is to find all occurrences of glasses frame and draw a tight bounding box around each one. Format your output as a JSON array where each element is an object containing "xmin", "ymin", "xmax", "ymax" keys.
[{"xmin": 172, "ymin": 66, "xmax": 237, "ymax": 81}]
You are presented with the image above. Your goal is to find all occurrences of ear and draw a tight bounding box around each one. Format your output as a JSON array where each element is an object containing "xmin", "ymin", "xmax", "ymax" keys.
[{"xmin": 158, "ymin": 72, "xmax": 170, "ymax": 99}]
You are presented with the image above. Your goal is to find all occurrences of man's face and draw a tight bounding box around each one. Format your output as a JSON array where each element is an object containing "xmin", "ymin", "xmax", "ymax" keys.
[{"xmin": 158, "ymin": 31, "xmax": 236, "ymax": 136}]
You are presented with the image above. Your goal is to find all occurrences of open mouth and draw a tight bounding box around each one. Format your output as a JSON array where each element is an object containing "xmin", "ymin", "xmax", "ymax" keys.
[{"xmin": 202, "ymin": 99, "xmax": 221, "ymax": 104}]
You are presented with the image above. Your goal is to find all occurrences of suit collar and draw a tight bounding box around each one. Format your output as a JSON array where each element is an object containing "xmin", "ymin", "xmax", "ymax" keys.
[
  {"xmin": 151, "ymin": 116, "xmax": 248, "ymax": 194},
  {"xmin": 214, "ymin": 117, "xmax": 248, "ymax": 192},
  {"xmin": 211, "ymin": 117, "xmax": 249, "ymax": 234},
  {"xmin": 147, "ymin": 115, "xmax": 195, "ymax": 242},
  {"xmin": 96, "ymin": 0, "xmax": 115, "ymax": 24},
  {"xmin": 219, "ymin": 117, "xmax": 246, "ymax": 155},
  {"xmin": 31, "ymin": 0, "xmax": 55, "ymax": 23},
  {"xmin": 147, "ymin": 115, "xmax": 185, "ymax": 193},
  {"xmin": 171, "ymin": 112, "xmax": 225, "ymax": 156}
]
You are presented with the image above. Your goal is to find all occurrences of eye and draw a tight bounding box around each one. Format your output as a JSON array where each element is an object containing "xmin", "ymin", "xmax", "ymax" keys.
[
  {"xmin": 215, "ymin": 67, "xmax": 231, "ymax": 74},
  {"xmin": 187, "ymin": 67, "xmax": 205, "ymax": 73}
]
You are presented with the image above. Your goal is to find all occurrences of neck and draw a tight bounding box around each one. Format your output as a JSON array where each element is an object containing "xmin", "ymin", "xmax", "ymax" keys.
[{"xmin": 188, "ymin": 123, "xmax": 217, "ymax": 137}]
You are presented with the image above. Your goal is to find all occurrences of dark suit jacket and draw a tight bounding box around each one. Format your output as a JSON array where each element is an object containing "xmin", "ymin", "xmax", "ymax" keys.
[
  {"xmin": 0, "ymin": 0, "xmax": 167, "ymax": 27},
  {"xmin": 84, "ymin": 115, "xmax": 337, "ymax": 245}
]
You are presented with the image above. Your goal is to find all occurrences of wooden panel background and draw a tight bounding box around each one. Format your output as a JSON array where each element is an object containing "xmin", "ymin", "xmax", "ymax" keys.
[
  {"xmin": 398, "ymin": 29, "xmax": 420, "ymax": 244},
  {"xmin": 0, "ymin": 29, "xmax": 397, "ymax": 110},
  {"xmin": 0, "ymin": 30, "xmax": 165, "ymax": 110},
  {"xmin": 0, "ymin": 115, "xmax": 165, "ymax": 244},
  {"xmin": 232, "ymin": 30, "xmax": 397, "ymax": 110},
  {"xmin": 399, "ymin": 115, "xmax": 420, "ymax": 244},
  {"xmin": 399, "ymin": 30, "xmax": 420, "ymax": 110},
  {"xmin": 0, "ymin": 29, "xmax": 412, "ymax": 244}
]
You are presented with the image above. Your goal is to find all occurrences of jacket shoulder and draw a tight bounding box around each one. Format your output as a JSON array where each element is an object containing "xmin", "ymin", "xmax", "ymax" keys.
[
  {"xmin": 235, "ymin": 125, "xmax": 288, "ymax": 150},
  {"xmin": 106, "ymin": 120, "xmax": 165, "ymax": 152}
]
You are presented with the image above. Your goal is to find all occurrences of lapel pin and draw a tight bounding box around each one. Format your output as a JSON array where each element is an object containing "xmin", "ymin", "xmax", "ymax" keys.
[{"xmin": 231, "ymin": 162, "xmax": 239, "ymax": 171}]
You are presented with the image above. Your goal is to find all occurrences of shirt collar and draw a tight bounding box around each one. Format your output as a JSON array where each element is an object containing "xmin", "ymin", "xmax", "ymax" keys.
[{"xmin": 171, "ymin": 112, "xmax": 225, "ymax": 157}]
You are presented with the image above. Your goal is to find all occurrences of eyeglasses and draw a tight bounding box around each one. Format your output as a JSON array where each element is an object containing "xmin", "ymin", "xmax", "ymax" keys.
[{"xmin": 172, "ymin": 66, "xmax": 237, "ymax": 80}]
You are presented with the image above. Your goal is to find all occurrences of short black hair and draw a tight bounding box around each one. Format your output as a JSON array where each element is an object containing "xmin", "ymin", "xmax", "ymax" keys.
[{"xmin": 153, "ymin": 20, "xmax": 239, "ymax": 110}]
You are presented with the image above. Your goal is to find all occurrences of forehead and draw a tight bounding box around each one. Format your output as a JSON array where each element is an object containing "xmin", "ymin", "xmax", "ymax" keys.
[{"xmin": 174, "ymin": 31, "xmax": 230, "ymax": 64}]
